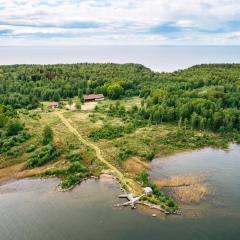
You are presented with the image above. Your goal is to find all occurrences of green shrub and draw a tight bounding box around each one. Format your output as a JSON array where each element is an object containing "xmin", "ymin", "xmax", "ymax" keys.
[
  {"xmin": 68, "ymin": 143, "xmax": 80, "ymax": 150},
  {"xmin": 26, "ymin": 144, "xmax": 36, "ymax": 153},
  {"xmin": 14, "ymin": 132, "xmax": 30, "ymax": 143},
  {"xmin": 234, "ymin": 134, "xmax": 240, "ymax": 144},
  {"xmin": 42, "ymin": 125, "xmax": 54, "ymax": 145},
  {"xmin": 6, "ymin": 120, "xmax": 23, "ymax": 136},
  {"xmin": 123, "ymin": 123, "xmax": 135, "ymax": 134},
  {"xmin": 89, "ymin": 124, "xmax": 124, "ymax": 140},
  {"xmin": 140, "ymin": 150, "xmax": 155, "ymax": 161},
  {"xmin": 149, "ymin": 183, "xmax": 163, "ymax": 197},
  {"xmin": 27, "ymin": 144, "xmax": 60, "ymax": 168},
  {"xmin": 6, "ymin": 149, "xmax": 20, "ymax": 157},
  {"xmin": 146, "ymin": 196, "xmax": 159, "ymax": 205},
  {"xmin": 117, "ymin": 147, "xmax": 136, "ymax": 161},
  {"xmin": 136, "ymin": 170, "xmax": 149, "ymax": 186},
  {"xmin": 166, "ymin": 197, "xmax": 177, "ymax": 208},
  {"xmin": 40, "ymin": 168, "xmax": 67, "ymax": 177},
  {"xmin": 0, "ymin": 132, "xmax": 30, "ymax": 153},
  {"xmin": 0, "ymin": 113, "xmax": 8, "ymax": 128},
  {"xmin": 66, "ymin": 151, "xmax": 83, "ymax": 162},
  {"xmin": 60, "ymin": 175, "xmax": 80, "ymax": 189},
  {"xmin": 67, "ymin": 162, "xmax": 87, "ymax": 174}
]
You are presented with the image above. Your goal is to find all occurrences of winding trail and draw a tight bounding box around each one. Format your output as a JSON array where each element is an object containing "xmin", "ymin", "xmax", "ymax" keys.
[{"xmin": 56, "ymin": 111, "xmax": 140, "ymax": 194}]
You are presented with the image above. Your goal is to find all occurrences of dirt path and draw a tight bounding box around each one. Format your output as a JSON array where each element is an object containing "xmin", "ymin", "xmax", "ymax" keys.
[{"xmin": 55, "ymin": 111, "xmax": 141, "ymax": 194}]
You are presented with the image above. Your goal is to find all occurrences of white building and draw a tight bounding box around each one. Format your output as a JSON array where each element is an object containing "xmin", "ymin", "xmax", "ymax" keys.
[{"xmin": 143, "ymin": 187, "xmax": 153, "ymax": 195}]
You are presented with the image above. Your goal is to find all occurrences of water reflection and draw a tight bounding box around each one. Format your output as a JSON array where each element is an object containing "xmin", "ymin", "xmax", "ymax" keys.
[{"xmin": 1, "ymin": 144, "xmax": 240, "ymax": 239}]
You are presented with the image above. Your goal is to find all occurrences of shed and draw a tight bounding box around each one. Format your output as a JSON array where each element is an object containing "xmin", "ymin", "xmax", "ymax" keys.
[
  {"xmin": 143, "ymin": 187, "xmax": 153, "ymax": 195},
  {"xmin": 83, "ymin": 94, "xmax": 104, "ymax": 102},
  {"xmin": 48, "ymin": 102, "xmax": 59, "ymax": 108}
]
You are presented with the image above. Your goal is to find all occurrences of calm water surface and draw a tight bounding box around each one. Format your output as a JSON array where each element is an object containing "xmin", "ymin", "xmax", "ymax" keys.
[
  {"xmin": 1, "ymin": 144, "xmax": 240, "ymax": 240},
  {"xmin": 1, "ymin": 46, "xmax": 240, "ymax": 71}
]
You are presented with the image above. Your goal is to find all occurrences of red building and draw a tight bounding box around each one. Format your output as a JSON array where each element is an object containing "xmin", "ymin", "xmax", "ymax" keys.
[
  {"xmin": 83, "ymin": 94, "xmax": 104, "ymax": 102},
  {"xmin": 48, "ymin": 102, "xmax": 59, "ymax": 108}
]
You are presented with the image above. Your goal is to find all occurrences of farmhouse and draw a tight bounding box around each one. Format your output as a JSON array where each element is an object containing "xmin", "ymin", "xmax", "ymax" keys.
[
  {"xmin": 48, "ymin": 102, "xmax": 59, "ymax": 108},
  {"xmin": 83, "ymin": 94, "xmax": 104, "ymax": 102}
]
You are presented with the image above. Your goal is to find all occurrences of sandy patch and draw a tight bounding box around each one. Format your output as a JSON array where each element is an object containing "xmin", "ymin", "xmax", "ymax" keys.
[
  {"xmin": 123, "ymin": 157, "xmax": 150, "ymax": 174},
  {"xmin": 0, "ymin": 163, "xmax": 25, "ymax": 184},
  {"xmin": 65, "ymin": 103, "xmax": 76, "ymax": 111},
  {"xmin": 0, "ymin": 161, "xmax": 64, "ymax": 185},
  {"xmin": 81, "ymin": 102, "xmax": 97, "ymax": 111},
  {"xmin": 99, "ymin": 173, "xmax": 116, "ymax": 183}
]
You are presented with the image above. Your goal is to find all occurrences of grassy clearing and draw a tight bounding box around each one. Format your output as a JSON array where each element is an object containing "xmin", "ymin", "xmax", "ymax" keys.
[
  {"xmin": 65, "ymin": 98, "xmax": 229, "ymax": 178},
  {"xmin": 97, "ymin": 96, "xmax": 142, "ymax": 110},
  {"xmin": 0, "ymin": 108, "xmax": 102, "ymax": 184},
  {"xmin": 0, "ymin": 97, "xmax": 232, "ymax": 209}
]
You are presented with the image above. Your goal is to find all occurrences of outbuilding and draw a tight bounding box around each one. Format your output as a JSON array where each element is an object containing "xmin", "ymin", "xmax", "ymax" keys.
[
  {"xmin": 83, "ymin": 94, "xmax": 104, "ymax": 102},
  {"xmin": 48, "ymin": 102, "xmax": 59, "ymax": 108},
  {"xmin": 143, "ymin": 187, "xmax": 153, "ymax": 195}
]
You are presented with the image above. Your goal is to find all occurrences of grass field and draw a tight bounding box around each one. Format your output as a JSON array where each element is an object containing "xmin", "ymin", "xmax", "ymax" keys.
[{"xmin": 63, "ymin": 97, "xmax": 229, "ymax": 177}]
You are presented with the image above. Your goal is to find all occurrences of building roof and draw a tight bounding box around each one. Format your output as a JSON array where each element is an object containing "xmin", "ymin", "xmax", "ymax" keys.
[
  {"xmin": 83, "ymin": 94, "xmax": 104, "ymax": 101},
  {"xmin": 143, "ymin": 187, "xmax": 153, "ymax": 194},
  {"xmin": 48, "ymin": 102, "xmax": 59, "ymax": 107}
]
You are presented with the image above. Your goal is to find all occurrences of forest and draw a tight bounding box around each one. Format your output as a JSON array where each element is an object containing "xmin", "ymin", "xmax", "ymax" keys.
[{"xmin": 0, "ymin": 63, "xmax": 240, "ymax": 133}]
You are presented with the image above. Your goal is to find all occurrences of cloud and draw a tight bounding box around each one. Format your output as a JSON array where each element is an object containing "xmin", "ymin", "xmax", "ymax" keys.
[
  {"xmin": 0, "ymin": 20, "xmax": 104, "ymax": 29},
  {"xmin": 150, "ymin": 22, "xmax": 186, "ymax": 34},
  {"xmin": 0, "ymin": 29, "xmax": 12, "ymax": 35},
  {"xmin": 0, "ymin": 0, "xmax": 240, "ymax": 45}
]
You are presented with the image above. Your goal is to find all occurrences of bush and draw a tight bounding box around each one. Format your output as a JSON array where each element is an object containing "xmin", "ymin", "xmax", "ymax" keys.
[
  {"xmin": 146, "ymin": 196, "xmax": 159, "ymax": 205},
  {"xmin": 166, "ymin": 197, "xmax": 176, "ymax": 208},
  {"xmin": 136, "ymin": 171, "xmax": 149, "ymax": 186},
  {"xmin": 41, "ymin": 168, "xmax": 67, "ymax": 177},
  {"xmin": 89, "ymin": 124, "xmax": 124, "ymax": 140},
  {"xmin": 68, "ymin": 143, "xmax": 80, "ymax": 150},
  {"xmin": 0, "ymin": 113, "xmax": 8, "ymax": 128},
  {"xmin": 0, "ymin": 132, "xmax": 30, "ymax": 153},
  {"xmin": 42, "ymin": 125, "xmax": 54, "ymax": 145},
  {"xmin": 27, "ymin": 144, "xmax": 60, "ymax": 168},
  {"xmin": 123, "ymin": 123, "xmax": 135, "ymax": 134},
  {"xmin": 6, "ymin": 149, "xmax": 20, "ymax": 157},
  {"xmin": 149, "ymin": 183, "xmax": 163, "ymax": 197},
  {"xmin": 117, "ymin": 147, "xmax": 136, "ymax": 161},
  {"xmin": 140, "ymin": 150, "xmax": 155, "ymax": 161},
  {"xmin": 66, "ymin": 151, "xmax": 83, "ymax": 162},
  {"xmin": 6, "ymin": 120, "xmax": 23, "ymax": 136},
  {"xmin": 41, "ymin": 161, "xmax": 89, "ymax": 190},
  {"xmin": 60, "ymin": 175, "xmax": 80, "ymax": 189},
  {"xmin": 26, "ymin": 144, "xmax": 36, "ymax": 153},
  {"xmin": 67, "ymin": 162, "xmax": 87, "ymax": 174},
  {"xmin": 75, "ymin": 101, "xmax": 81, "ymax": 110}
]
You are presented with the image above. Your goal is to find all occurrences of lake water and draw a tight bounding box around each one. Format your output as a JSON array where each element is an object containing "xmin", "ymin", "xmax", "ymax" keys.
[
  {"xmin": 1, "ymin": 144, "xmax": 240, "ymax": 240},
  {"xmin": 1, "ymin": 46, "xmax": 240, "ymax": 72}
]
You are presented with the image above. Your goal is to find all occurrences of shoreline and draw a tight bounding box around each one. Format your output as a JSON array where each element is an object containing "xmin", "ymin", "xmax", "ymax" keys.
[
  {"xmin": 0, "ymin": 174, "xmax": 180, "ymax": 216},
  {"xmin": 0, "ymin": 141, "xmax": 234, "ymax": 185},
  {"xmin": 1, "ymin": 143, "xmax": 237, "ymax": 215}
]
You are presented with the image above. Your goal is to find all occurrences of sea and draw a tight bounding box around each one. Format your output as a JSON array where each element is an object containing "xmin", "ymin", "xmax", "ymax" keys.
[{"xmin": 1, "ymin": 45, "xmax": 240, "ymax": 72}]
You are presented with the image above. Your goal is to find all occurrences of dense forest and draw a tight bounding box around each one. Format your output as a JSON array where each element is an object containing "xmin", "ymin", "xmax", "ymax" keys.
[{"xmin": 1, "ymin": 63, "xmax": 240, "ymax": 133}]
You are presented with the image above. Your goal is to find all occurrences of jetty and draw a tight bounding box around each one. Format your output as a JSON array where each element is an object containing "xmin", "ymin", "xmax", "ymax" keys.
[
  {"xmin": 115, "ymin": 186, "xmax": 181, "ymax": 215},
  {"xmin": 117, "ymin": 193, "xmax": 145, "ymax": 209}
]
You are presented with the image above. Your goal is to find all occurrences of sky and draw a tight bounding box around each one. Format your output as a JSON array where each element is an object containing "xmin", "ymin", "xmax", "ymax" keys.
[{"xmin": 0, "ymin": 0, "xmax": 240, "ymax": 45}]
